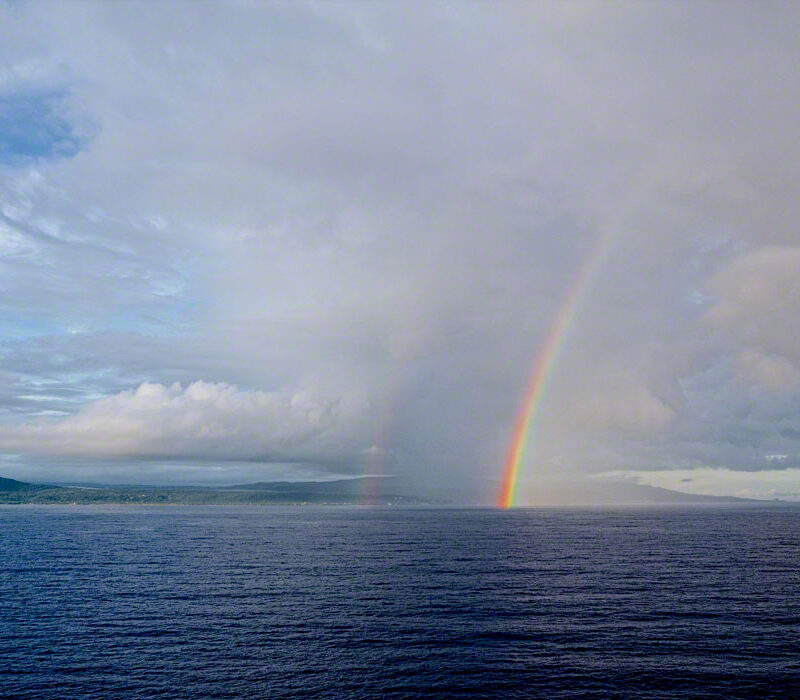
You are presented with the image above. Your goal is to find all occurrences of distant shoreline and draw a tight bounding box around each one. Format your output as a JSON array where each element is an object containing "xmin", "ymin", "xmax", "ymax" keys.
[
  {"xmin": 0, "ymin": 475, "xmax": 429, "ymax": 506},
  {"xmin": 1, "ymin": 475, "xmax": 790, "ymax": 507}
]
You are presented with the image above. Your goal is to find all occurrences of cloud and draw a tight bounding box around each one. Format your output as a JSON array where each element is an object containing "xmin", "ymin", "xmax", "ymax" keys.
[
  {"xmin": 0, "ymin": 381, "xmax": 368, "ymax": 464},
  {"xmin": 570, "ymin": 380, "xmax": 676, "ymax": 433},
  {"xmin": 736, "ymin": 348, "xmax": 800, "ymax": 391},
  {"xmin": 1, "ymin": 3, "xmax": 800, "ymax": 489},
  {"xmin": 706, "ymin": 246, "xmax": 800, "ymax": 362}
]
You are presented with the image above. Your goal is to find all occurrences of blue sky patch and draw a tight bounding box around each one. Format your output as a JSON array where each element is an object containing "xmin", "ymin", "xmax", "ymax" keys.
[{"xmin": 0, "ymin": 91, "xmax": 84, "ymax": 165}]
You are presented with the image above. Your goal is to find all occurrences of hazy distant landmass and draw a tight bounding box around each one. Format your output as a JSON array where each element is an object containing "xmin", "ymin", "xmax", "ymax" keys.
[
  {"xmin": 473, "ymin": 477, "xmax": 768, "ymax": 507},
  {"xmin": 0, "ymin": 475, "xmax": 427, "ymax": 505},
  {"xmin": 0, "ymin": 474, "xmax": 773, "ymax": 506}
]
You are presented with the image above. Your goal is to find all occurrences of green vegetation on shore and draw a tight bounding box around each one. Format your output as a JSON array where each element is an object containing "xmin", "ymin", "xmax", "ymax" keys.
[{"xmin": 0, "ymin": 476, "xmax": 422, "ymax": 505}]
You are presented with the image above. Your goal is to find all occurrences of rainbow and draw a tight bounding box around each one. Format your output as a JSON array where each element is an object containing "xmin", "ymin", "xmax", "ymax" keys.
[
  {"xmin": 498, "ymin": 230, "xmax": 614, "ymax": 508},
  {"xmin": 360, "ymin": 353, "xmax": 413, "ymax": 504}
]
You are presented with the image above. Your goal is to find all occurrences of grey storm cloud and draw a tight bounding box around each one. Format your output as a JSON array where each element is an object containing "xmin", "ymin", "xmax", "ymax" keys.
[{"xmin": 2, "ymin": 1, "xmax": 800, "ymax": 496}]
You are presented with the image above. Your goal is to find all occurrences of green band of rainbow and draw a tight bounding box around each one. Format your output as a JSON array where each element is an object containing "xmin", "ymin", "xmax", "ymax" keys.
[{"xmin": 498, "ymin": 231, "xmax": 613, "ymax": 508}]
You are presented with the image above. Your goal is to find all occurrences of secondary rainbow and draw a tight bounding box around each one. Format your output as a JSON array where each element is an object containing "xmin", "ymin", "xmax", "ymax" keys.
[
  {"xmin": 498, "ymin": 230, "xmax": 613, "ymax": 508},
  {"xmin": 360, "ymin": 348, "xmax": 414, "ymax": 504}
]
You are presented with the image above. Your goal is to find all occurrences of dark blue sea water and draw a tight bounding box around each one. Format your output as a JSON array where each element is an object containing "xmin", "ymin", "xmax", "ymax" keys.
[{"xmin": 2, "ymin": 506, "xmax": 800, "ymax": 698}]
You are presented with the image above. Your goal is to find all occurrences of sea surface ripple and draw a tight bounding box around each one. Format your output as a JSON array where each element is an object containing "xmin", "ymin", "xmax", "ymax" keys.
[{"xmin": 2, "ymin": 506, "xmax": 800, "ymax": 698}]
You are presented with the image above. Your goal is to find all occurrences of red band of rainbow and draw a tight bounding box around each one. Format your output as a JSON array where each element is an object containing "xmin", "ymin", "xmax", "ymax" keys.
[{"xmin": 498, "ymin": 231, "xmax": 613, "ymax": 508}]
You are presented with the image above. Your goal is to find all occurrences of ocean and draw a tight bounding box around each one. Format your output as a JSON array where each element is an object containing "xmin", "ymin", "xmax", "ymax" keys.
[{"xmin": 2, "ymin": 505, "xmax": 799, "ymax": 698}]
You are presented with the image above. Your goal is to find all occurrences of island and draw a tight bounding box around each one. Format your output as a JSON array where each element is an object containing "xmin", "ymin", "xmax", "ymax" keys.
[{"xmin": 0, "ymin": 476, "xmax": 424, "ymax": 505}]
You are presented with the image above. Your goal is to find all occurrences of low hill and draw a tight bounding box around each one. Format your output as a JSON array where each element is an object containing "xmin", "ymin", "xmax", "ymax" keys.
[
  {"xmin": 0, "ymin": 476, "xmax": 55, "ymax": 492},
  {"xmin": 229, "ymin": 476, "xmax": 397, "ymax": 496},
  {"xmin": 0, "ymin": 475, "xmax": 419, "ymax": 505}
]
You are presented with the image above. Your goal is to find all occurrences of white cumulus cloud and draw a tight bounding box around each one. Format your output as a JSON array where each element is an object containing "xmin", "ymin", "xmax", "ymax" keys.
[{"xmin": 0, "ymin": 381, "xmax": 368, "ymax": 463}]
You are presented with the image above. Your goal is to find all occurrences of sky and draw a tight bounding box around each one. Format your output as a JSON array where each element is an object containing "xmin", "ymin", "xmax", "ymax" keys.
[{"xmin": 2, "ymin": 1, "xmax": 800, "ymax": 501}]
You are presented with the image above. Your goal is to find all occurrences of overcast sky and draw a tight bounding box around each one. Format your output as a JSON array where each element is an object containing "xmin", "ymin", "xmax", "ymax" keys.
[{"xmin": 2, "ymin": 1, "xmax": 800, "ymax": 499}]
